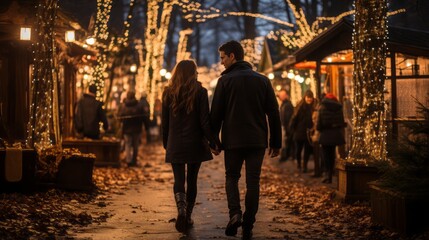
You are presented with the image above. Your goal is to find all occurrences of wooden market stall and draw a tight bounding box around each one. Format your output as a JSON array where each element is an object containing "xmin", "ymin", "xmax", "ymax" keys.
[
  {"xmin": 277, "ymin": 17, "xmax": 429, "ymax": 153},
  {"xmin": 0, "ymin": 1, "xmax": 105, "ymax": 189}
]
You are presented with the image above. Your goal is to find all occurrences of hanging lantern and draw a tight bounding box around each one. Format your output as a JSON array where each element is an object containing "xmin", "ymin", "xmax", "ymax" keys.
[
  {"xmin": 65, "ymin": 30, "xmax": 75, "ymax": 42},
  {"xmin": 20, "ymin": 27, "xmax": 31, "ymax": 40}
]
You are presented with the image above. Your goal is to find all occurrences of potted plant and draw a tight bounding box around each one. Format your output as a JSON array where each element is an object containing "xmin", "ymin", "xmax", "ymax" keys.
[{"xmin": 369, "ymin": 97, "xmax": 429, "ymax": 236}]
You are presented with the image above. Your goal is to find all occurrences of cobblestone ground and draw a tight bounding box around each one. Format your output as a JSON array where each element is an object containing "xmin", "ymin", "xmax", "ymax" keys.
[{"xmin": 69, "ymin": 143, "xmax": 427, "ymax": 240}]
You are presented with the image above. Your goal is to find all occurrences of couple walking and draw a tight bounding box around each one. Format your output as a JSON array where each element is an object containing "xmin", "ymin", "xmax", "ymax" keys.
[{"xmin": 161, "ymin": 40, "xmax": 282, "ymax": 239}]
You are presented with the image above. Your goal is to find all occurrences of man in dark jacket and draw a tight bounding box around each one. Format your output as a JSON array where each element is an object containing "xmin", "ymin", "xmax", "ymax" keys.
[
  {"xmin": 211, "ymin": 40, "xmax": 282, "ymax": 240},
  {"xmin": 277, "ymin": 89, "xmax": 294, "ymax": 162},
  {"xmin": 118, "ymin": 91, "xmax": 146, "ymax": 167},
  {"xmin": 74, "ymin": 84, "xmax": 108, "ymax": 139}
]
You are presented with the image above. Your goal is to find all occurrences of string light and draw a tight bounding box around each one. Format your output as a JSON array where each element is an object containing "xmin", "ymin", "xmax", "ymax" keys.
[
  {"xmin": 117, "ymin": 0, "xmax": 135, "ymax": 47},
  {"xmin": 139, "ymin": 0, "xmax": 176, "ymax": 119},
  {"xmin": 267, "ymin": 1, "xmax": 405, "ymax": 51},
  {"xmin": 26, "ymin": 0, "xmax": 60, "ymax": 151},
  {"xmin": 176, "ymin": 29, "xmax": 193, "ymax": 63},
  {"xmin": 241, "ymin": 37, "xmax": 264, "ymax": 68},
  {"xmin": 347, "ymin": 0, "xmax": 388, "ymax": 165},
  {"xmin": 90, "ymin": 0, "xmax": 113, "ymax": 101},
  {"xmin": 226, "ymin": 12, "xmax": 294, "ymax": 27}
]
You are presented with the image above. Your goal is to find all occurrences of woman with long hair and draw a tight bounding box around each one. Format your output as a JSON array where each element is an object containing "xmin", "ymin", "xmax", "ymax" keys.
[
  {"xmin": 161, "ymin": 60, "xmax": 219, "ymax": 233},
  {"xmin": 289, "ymin": 90, "xmax": 318, "ymax": 172}
]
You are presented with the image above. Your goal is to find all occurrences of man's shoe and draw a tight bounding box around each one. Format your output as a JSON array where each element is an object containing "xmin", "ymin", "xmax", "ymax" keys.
[
  {"xmin": 225, "ymin": 213, "xmax": 242, "ymax": 236},
  {"xmin": 128, "ymin": 162, "xmax": 137, "ymax": 167},
  {"xmin": 242, "ymin": 228, "xmax": 253, "ymax": 240}
]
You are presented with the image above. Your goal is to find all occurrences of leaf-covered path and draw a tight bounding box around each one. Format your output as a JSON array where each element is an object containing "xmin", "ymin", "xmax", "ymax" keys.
[
  {"xmin": 71, "ymin": 144, "xmax": 426, "ymax": 240},
  {"xmin": 1, "ymin": 143, "xmax": 428, "ymax": 239}
]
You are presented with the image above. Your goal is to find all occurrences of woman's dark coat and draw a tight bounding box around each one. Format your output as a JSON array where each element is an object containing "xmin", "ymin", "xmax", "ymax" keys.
[
  {"xmin": 290, "ymin": 101, "xmax": 315, "ymax": 142},
  {"xmin": 210, "ymin": 61, "xmax": 282, "ymax": 150},
  {"xmin": 162, "ymin": 85, "xmax": 216, "ymax": 163},
  {"xmin": 316, "ymin": 98, "xmax": 346, "ymax": 146}
]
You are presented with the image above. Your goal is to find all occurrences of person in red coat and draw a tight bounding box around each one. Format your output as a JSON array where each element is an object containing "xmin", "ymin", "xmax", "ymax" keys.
[{"xmin": 317, "ymin": 93, "xmax": 346, "ymax": 183}]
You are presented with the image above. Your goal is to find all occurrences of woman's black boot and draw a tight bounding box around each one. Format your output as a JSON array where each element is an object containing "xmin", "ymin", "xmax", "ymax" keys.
[
  {"xmin": 175, "ymin": 192, "xmax": 187, "ymax": 233},
  {"xmin": 186, "ymin": 201, "xmax": 195, "ymax": 227}
]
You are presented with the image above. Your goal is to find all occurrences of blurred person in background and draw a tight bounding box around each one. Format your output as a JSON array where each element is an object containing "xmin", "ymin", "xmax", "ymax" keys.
[
  {"xmin": 316, "ymin": 93, "xmax": 346, "ymax": 183},
  {"xmin": 118, "ymin": 91, "xmax": 145, "ymax": 167},
  {"xmin": 74, "ymin": 84, "xmax": 109, "ymax": 139},
  {"xmin": 277, "ymin": 89, "xmax": 294, "ymax": 162},
  {"xmin": 289, "ymin": 90, "xmax": 317, "ymax": 173}
]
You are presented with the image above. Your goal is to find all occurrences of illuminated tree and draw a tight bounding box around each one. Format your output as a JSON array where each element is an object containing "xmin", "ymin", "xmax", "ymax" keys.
[
  {"xmin": 27, "ymin": 0, "xmax": 60, "ymax": 150},
  {"xmin": 90, "ymin": 0, "xmax": 113, "ymax": 101},
  {"xmin": 347, "ymin": 0, "xmax": 388, "ymax": 164},
  {"xmin": 139, "ymin": 0, "xmax": 175, "ymax": 119}
]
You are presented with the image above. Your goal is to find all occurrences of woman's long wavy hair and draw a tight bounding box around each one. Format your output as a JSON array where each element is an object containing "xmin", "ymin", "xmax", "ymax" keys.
[{"xmin": 164, "ymin": 60, "xmax": 200, "ymax": 115}]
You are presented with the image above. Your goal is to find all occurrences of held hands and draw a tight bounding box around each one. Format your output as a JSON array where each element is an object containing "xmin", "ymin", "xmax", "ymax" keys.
[
  {"xmin": 268, "ymin": 148, "xmax": 280, "ymax": 158},
  {"xmin": 210, "ymin": 147, "xmax": 221, "ymax": 156}
]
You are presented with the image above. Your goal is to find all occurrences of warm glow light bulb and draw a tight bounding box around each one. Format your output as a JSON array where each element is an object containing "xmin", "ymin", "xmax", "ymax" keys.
[
  {"xmin": 165, "ymin": 72, "xmax": 172, "ymax": 80},
  {"xmin": 85, "ymin": 37, "xmax": 95, "ymax": 45}
]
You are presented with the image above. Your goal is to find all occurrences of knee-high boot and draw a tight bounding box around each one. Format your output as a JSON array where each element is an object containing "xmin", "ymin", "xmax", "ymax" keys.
[
  {"xmin": 186, "ymin": 201, "xmax": 195, "ymax": 227},
  {"xmin": 174, "ymin": 192, "xmax": 187, "ymax": 233}
]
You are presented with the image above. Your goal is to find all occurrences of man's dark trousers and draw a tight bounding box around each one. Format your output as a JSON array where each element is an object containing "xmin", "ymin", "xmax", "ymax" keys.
[{"xmin": 224, "ymin": 148, "xmax": 265, "ymax": 230}]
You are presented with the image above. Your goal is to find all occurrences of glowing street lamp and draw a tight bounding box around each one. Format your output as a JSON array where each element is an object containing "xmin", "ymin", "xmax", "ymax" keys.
[
  {"xmin": 165, "ymin": 72, "xmax": 172, "ymax": 80},
  {"xmin": 65, "ymin": 30, "xmax": 75, "ymax": 42},
  {"xmin": 130, "ymin": 64, "xmax": 137, "ymax": 73},
  {"xmin": 20, "ymin": 27, "xmax": 31, "ymax": 40}
]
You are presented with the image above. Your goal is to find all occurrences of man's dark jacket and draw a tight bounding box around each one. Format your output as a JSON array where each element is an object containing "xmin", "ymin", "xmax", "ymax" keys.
[
  {"xmin": 118, "ymin": 98, "xmax": 145, "ymax": 135},
  {"xmin": 74, "ymin": 93, "xmax": 108, "ymax": 139},
  {"xmin": 210, "ymin": 61, "xmax": 282, "ymax": 150}
]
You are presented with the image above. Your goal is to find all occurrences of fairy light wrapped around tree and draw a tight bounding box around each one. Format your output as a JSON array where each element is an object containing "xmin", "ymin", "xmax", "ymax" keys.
[
  {"xmin": 141, "ymin": 0, "xmax": 175, "ymax": 120},
  {"xmin": 90, "ymin": 0, "xmax": 113, "ymax": 102},
  {"xmin": 347, "ymin": 0, "xmax": 388, "ymax": 164},
  {"xmin": 27, "ymin": 0, "xmax": 60, "ymax": 150}
]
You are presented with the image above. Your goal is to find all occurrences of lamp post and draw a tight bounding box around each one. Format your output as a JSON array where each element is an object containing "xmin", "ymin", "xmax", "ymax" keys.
[
  {"xmin": 159, "ymin": 68, "xmax": 167, "ymax": 78},
  {"xmin": 130, "ymin": 64, "xmax": 137, "ymax": 90}
]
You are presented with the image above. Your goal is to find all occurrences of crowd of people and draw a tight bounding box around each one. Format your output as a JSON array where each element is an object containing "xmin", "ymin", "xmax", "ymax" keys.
[
  {"xmin": 277, "ymin": 88, "xmax": 346, "ymax": 183},
  {"xmin": 73, "ymin": 40, "xmax": 346, "ymax": 240}
]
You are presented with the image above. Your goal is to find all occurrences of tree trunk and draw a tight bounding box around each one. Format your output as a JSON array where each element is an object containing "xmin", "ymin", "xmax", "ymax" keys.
[
  {"xmin": 348, "ymin": 0, "xmax": 388, "ymax": 164},
  {"xmin": 240, "ymin": 0, "xmax": 258, "ymax": 40}
]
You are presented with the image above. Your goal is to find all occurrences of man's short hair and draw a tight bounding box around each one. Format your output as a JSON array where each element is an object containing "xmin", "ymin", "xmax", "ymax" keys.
[
  {"xmin": 88, "ymin": 84, "xmax": 97, "ymax": 94},
  {"xmin": 218, "ymin": 40, "xmax": 244, "ymax": 61}
]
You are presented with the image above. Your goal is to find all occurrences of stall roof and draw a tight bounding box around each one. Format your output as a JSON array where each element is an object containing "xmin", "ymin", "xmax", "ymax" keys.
[
  {"xmin": 276, "ymin": 17, "xmax": 429, "ymax": 69},
  {"xmin": 258, "ymin": 37, "xmax": 292, "ymax": 73}
]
